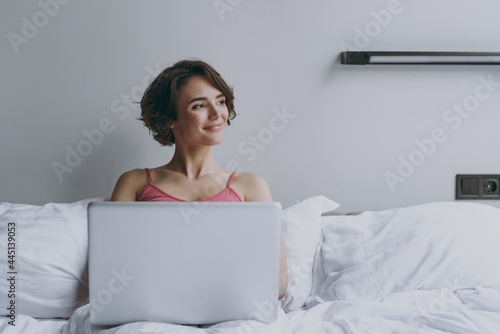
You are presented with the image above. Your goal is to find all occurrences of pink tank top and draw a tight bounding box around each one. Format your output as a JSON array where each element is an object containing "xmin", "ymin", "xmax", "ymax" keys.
[{"xmin": 137, "ymin": 168, "xmax": 243, "ymax": 202}]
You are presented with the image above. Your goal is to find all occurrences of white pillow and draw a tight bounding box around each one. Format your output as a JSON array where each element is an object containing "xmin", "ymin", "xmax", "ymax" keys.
[
  {"xmin": 307, "ymin": 202, "xmax": 500, "ymax": 307},
  {"xmin": 0, "ymin": 198, "xmax": 102, "ymax": 318},
  {"xmin": 279, "ymin": 196, "xmax": 340, "ymax": 312}
]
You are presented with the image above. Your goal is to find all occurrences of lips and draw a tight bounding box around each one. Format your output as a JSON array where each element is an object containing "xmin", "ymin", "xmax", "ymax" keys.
[{"xmin": 203, "ymin": 122, "xmax": 223, "ymax": 130}]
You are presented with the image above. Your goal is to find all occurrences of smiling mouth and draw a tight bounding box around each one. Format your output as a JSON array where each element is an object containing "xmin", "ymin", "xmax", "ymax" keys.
[{"xmin": 203, "ymin": 123, "xmax": 223, "ymax": 130}]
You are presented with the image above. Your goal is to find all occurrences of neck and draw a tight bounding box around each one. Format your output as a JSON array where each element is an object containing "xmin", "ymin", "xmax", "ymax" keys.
[{"xmin": 166, "ymin": 144, "xmax": 222, "ymax": 179}]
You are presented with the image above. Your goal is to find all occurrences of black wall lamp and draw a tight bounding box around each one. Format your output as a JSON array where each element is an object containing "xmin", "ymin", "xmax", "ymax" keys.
[{"xmin": 341, "ymin": 51, "xmax": 500, "ymax": 65}]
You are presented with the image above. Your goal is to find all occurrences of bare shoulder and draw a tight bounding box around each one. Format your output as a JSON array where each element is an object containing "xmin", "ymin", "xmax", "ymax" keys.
[
  {"xmin": 235, "ymin": 171, "xmax": 267, "ymax": 185},
  {"xmin": 110, "ymin": 168, "xmax": 149, "ymax": 201},
  {"xmin": 233, "ymin": 172, "xmax": 273, "ymax": 202}
]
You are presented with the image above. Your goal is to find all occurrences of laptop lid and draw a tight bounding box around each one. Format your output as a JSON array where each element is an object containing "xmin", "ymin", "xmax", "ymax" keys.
[{"xmin": 87, "ymin": 201, "xmax": 282, "ymax": 326}]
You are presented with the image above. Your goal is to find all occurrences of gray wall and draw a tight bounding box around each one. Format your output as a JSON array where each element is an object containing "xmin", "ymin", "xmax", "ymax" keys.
[{"xmin": 2, "ymin": 0, "xmax": 500, "ymax": 212}]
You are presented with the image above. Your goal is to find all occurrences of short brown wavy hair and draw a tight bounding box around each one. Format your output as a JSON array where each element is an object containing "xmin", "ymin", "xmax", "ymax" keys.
[{"xmin": 139, "ymin": 59, "xmax": 236, "ymax": 146}]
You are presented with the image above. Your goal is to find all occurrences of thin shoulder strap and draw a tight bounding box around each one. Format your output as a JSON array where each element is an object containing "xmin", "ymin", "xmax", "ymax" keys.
[
  {"xmin": 227, "ymin": 171, "xmax": 237, "ymax": 187},
  {"xmin": 145, "ymin": 168, "xmax": 152, "ymax": 184}
]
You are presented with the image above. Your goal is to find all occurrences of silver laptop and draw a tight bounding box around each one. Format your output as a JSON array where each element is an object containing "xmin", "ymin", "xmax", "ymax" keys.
[{"xmin": 87, "ymin": 201, "xmax": 282, "ymax": 326}]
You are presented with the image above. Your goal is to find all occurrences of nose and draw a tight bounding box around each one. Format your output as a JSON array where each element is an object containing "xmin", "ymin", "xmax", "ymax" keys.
[{"xmin": 208, "ymin": 102, "xmax": 221, "ymax": 120}]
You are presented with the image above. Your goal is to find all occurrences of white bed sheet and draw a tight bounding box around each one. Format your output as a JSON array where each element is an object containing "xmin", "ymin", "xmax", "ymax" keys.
[
  {"xmin": 2, "ymin": 287, "xmax": 500, "ymax": 334},
  {"xmin": 290, "ymin": 287, "xmax": 500, "ymax": 334},
  {"xmin": 0, "ymin": 305, "xmax": 293, "ymax": 334},
  {"xmin": 3, "ymin": 198, "xmax": 500, "ymax": 334}
]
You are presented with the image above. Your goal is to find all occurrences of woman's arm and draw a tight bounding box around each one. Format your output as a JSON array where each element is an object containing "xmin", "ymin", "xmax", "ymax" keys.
[
  {"xmin": 240, "ymin": 172, "xmax": 289, "ymax": 300},
  {"xmin": 110, "ymin": 169, "xmax": 148, "ymax": 201}
]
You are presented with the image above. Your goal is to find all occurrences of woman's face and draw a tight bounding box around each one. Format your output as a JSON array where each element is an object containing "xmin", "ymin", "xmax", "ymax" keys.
[{"xmin": 171, "ymin": 75, "xmax": 229, "ymax": 147}]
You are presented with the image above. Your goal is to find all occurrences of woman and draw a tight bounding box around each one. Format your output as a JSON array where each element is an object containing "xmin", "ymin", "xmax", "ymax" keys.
[{"xmin": 110, "ymin": 59, "xmax": 288, "ymax": 299}]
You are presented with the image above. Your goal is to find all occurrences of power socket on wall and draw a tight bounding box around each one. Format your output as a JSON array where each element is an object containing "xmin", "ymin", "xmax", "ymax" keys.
[{"xmin": 456, "ymin": 174, "xmax": 500, "ymax": 199}]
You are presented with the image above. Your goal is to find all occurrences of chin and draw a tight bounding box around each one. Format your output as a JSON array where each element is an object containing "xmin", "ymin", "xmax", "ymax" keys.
[
  {"xmin": 212, "ymin": 139, "xmax": 224, "ymax": 146},
  {"xmin": 213, "ymin": 132, "xmax": 225, "ymax": 141},
  {"xmin": 205, "ymin": 136, "xmax": 224, "ymax": 146}
]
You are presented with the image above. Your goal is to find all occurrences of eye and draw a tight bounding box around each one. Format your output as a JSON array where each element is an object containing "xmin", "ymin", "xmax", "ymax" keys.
[
  {"xmin": 217, "ymin": 99, "xmax": 226, "ymax": 106},
  {"xmin": 192, "ymin": 104, "xmax": 204, "ymax": 110}
]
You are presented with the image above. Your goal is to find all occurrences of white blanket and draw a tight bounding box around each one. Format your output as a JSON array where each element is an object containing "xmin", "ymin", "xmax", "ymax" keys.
[
  {"xmin": 2, "ymin": 287, "xmax": 500, "ymax": 333},
  {"xmin": 2, "ymin": 197, "xmax": 500, "ymax": 334},
  {"xmin": 288, "ymin": 287, "xmax": 500, "ymax": 334}
]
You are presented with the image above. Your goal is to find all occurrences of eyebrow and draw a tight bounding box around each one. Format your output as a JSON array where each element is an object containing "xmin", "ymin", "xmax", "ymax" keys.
[{"xmin": 188, "ymin": 93, "xmax": 225, "ymax": 105}]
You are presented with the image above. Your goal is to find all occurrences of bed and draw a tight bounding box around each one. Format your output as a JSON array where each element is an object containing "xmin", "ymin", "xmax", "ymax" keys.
[{"xmin": 1, "ymin": 196, "xmax": 500, "ymax": 334}]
